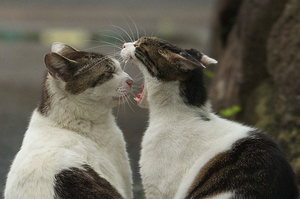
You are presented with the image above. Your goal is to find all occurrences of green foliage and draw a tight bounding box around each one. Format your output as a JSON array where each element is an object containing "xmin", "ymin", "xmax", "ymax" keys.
[
  {"xmin": 204, "ymin": 69, "xmax": 215, "ymax": 78},
  {"xmin": 220, "ymin": 105, "xmax": 241, "ymax": 117}
]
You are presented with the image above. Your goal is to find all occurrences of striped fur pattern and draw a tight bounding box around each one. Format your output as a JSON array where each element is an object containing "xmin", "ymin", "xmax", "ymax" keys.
[
  {"xmin": 5, "ymin": 43, "xmax": 133, "ymax": 199},
  {"xmin": 121, "ymin": 37, "xmax": 299, "ymax": 199}
]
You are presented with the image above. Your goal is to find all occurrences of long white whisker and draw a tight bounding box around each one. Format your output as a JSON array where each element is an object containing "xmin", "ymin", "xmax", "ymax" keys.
[
  {"xmin": 99, "ymin": 33, "xmax": 126, "ymax": 44},
  {"xmin": 88, "ymin": 39, "xmax": 122, "ymax": 50},
  {"xmin": 108, "ymin": 21, "xmax": 128, "ymax": 44},
  {"xmin": 132, "ymin": 71, "xmax": 143, "ymax": 80},
  {"xmin": 99, "ymin": 41, "xmax": 122, "ymax": 50},
  {"xmin": 83, "ymin": 45, "xmax": 120, "ymax": 51},
  {"xmin": 98, "ymin": 29, "xmax": 126, "ymax": 43},
  {"xmin": 140, "ymin": 27, "xmax": 147, "ymax": 37},
  {"xmin": 110, "ymin": 24, "xmax": 133, "ymax": 42},
  {"xmin": 133, "ymin": 76, "xmax": 144, "ymax": 82},
  {"xmin": 124, "ymin": 92, "xmax": 137, "ymax": 114},
  {"xmin": 128, "ymin": 15, "xmax": 139, "ymax": 40},
  {"xmin": 122, "ymin": 59, "xmax": 130, "ymax": 71},
  {"xmin": 122, "ymin": 15, "xmax": 135, "ymax": 42},
  {"xmin": 155, "ymin": 28, "xmax": 162, "ymax": 37}
]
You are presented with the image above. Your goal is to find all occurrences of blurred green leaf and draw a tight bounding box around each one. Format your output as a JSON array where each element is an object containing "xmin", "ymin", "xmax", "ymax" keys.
[
  {"xmin": 204, "ymin": 69, "xmax": 215, "ymax": 78},
  {"xmin": 220, "ymin": 105, "xmax": 241, "ymax": 117}
]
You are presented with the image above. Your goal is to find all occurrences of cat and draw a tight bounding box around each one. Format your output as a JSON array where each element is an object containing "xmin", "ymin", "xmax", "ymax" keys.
[
  {"xmin": 5, "ymin": 42, "xmax": 133, "ymax": 199},
  {"xmin": 121, "ymin": 37, "xmax": 299, "ymax": 199}
]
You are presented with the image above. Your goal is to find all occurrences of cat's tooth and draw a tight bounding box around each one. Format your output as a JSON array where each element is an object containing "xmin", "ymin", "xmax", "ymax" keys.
[{"xmin": 134, "ymin": 97, "xmax": 138, "ymax": 102}]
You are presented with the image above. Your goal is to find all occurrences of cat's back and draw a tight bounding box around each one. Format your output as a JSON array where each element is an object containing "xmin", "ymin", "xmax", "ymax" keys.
[{"xmin": 176, "ymin": 129, "xmax": 299, "ymax": 199}]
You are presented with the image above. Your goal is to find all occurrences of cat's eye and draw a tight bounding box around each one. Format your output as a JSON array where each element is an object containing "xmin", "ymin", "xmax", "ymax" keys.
[
  {"xmin": 105, "ymin": 71, "xmax": 116, "ymax": 78},
  {"xmin": 106, "ymin": 70, "xmax": 115, "ymax": 74}
]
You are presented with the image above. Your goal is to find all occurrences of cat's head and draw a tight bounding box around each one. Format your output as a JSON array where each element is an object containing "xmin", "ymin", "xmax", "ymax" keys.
[
  {"xmin": 120, "ymin": 37, "xmax": 217, "ymax": 108},
  {"xmin": 44, "ymin": 42, "xmax": 133, "ymax": 108}
]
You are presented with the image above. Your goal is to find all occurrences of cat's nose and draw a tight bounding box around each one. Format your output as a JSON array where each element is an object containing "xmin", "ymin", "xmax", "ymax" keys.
[
  {"xmin": 126, "ymin": 78, "xmax": 133, "ymax": 88},
  {"xmin": 122, "ymin": 44, "xmax": 126, "ymax": 49}
]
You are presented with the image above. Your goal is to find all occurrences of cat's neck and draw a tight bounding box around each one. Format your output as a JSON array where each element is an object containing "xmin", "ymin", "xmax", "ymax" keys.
[
  {"xmin": 39, "ymin": 77, "xmax": 115, "ymax": 134},
  {"xmin": 145, "ymin": 77, "xmax": 211, "ymax": 121}
]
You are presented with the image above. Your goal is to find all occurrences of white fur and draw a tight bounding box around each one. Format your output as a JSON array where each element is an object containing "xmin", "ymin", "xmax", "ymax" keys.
[
  {"xmin": 201, "ymin": 55, "xmax": 218, "ymax": 67},
  {"xmin": 121, "ymin": 42, "xmax": 253, "ymax": 199},
  {"xmin": 51, "ymin": 42, "xmax": 75, "ymax": 54},
  {"xmin": 5, "ymin": 60, "xmax": 133, "ymax": 199},
  {"xmin": 209, "ymin": 192, "xmax": 234, "ymax": 199}
]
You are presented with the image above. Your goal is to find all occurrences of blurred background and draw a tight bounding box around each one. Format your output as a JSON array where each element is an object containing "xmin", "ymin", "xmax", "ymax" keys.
[{"xmin": 1, "ymin": 0, "xmax": 300, "ymax": 198}]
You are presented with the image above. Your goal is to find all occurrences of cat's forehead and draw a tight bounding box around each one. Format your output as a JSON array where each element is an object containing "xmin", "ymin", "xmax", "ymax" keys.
[
  {"xmin": 137, "ymin": 37, "xmax": 163, "ymax": 45},
  {"xmin": 63, "ymin": 52, "xmax": 119, "ymax": 94},
  {"xmin": 67, "ymin": 51, "xmax": 116, "ymax": 75},
  {"xmin": 64, "ymin": 51, "xmax": 105, "ymax": 62},
  {"xmin": 137, "ymin": 37, "xmax": 183, "ymax": 52}
]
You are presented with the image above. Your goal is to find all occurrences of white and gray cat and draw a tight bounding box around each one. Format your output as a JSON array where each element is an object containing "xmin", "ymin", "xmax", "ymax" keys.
[
  {"xmin": 121, "ymin": 37, "xmax": 299, "ymax": 199},
  {"xmin": 5, "ymin": 42, "xmax": 133, "ymax": 199}
]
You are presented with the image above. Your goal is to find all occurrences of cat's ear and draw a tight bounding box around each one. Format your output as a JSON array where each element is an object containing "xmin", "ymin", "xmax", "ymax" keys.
[
  {"xmin": 159, "ymin": 49, "xmax": 217, "ymax": 71},
  {"xmin": 44, "ymin": 52, "xmax": 77, "ymax": 82},
  {"xmin": 184, "ymin": 48, "xmax": 218, "ymax": 68},
  {"xmin": 51, "ymin": 42, "xmax": 79, "ymax": 56},
  {"xmin": 158, "ymin": 50, "xmax": 198, "ymax": 71}
]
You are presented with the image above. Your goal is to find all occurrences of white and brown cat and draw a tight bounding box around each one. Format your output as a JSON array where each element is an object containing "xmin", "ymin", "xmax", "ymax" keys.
[
  {"xmin": 121, "ymin": 37, "xmax": 299, "ymax": 199},
  {"xmin": 5, "ymin": 42, "xmax": 133, "ymax": 199}
]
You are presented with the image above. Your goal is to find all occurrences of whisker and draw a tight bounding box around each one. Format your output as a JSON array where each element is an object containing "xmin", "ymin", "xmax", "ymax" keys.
[
  {"xmin": 122, "ymin": 15, "xmax": 135, "ymax": 42},
  {"xmin": 83, "ymin": 45, "xmax": 120, "ymax": 52},
  {"xmin": 99, "ymin": 33, "xmax": 126, "ymax": 44},
  {"xmin": 122, "ymin": 59, "xmax": 130, "ymax": 71},
  {"xmin": 87, "ymin": 38, "xmax": 122, "ymax": 50},
  {"xmin": 116, "ymin": 97, "xmax": 121, "ymax": 117},
  {"xmin": 132, "ymin": 72, "xmax": 143, "ymax": 80},
  {"xmin": 124, "ymin": 93, "xmax": 138, "ymax": 114},
  {"xmin": 133, "ymin": 77, "xmax": 145, "ymax": 83},
  {"xmin": 140, "ymin": 27, "xmax": 147, "ymax": 37},
  {"xmin": 98, "ymin": 41, "xmax": 122, "ymax": 50},
  {"xmin": 97, "ymin": 29, "xmax": 126, "ymax": 43},
  {"xmin": 154, "ymin": 28, "xmax": 162, "ymax": 37},
  {"xmin": 128, "ymin": 15, "xmax": 139, "ymax": 40},
  {"xmin": 110, "ymin": 24, "xmax": 133, "ymax": 42},
  {"xmin": 108, "ymin": 21, "xmax": 128, "ymax": 44},
  {"xmin": 106, "ymin": 50, "xmax": 122, "ymax": 58}
]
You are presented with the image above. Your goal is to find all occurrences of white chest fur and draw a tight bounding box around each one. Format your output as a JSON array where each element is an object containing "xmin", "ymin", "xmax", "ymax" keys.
[
  {"xmin": 5, "ymin": 111, "xmax": 133, "ymax": 199},
  {"xmin": 140, "ymin": 104, "xmax": 252, "ymax": 199}
]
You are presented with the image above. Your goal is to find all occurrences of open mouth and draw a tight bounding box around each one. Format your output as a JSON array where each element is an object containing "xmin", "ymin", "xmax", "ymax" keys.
[
  {"xmin": 134, "ymin": 81, "xmax": 148, "ymax": 108},
  {"xmin": 121, "ymin": 45, "xmax": 148, "ymax": 108}
]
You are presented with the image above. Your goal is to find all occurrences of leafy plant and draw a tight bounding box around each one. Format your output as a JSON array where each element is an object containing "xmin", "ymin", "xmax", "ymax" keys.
[{"xmin": 220, "ymin": 105, "xmax": 241, "ymax": 117}]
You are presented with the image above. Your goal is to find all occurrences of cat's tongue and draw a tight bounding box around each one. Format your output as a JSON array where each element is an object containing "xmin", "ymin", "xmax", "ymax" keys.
[
  {"xmin": 134, "ymin": 82, "xmax": 148, "ymax": 108},
  {"xmin": 136, "ymin": 82, "xmax": 144, "ymax": 101}
]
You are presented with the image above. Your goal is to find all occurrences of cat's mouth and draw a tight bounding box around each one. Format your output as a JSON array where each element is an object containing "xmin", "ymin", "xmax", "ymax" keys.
[{"xmin": 134, "ymin": 82, "xmax": 148, "ymax": 108}]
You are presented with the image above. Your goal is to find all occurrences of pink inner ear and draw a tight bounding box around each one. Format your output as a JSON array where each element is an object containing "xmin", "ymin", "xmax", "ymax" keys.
[{"xmin": 201, "ymin": 55, "xmax": 218, "ymax": 67}]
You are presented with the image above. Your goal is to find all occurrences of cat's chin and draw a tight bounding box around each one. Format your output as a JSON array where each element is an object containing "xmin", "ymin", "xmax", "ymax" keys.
[{"xmin": 112, "ymin": 94, "xmax": 129, "ymax": 103}]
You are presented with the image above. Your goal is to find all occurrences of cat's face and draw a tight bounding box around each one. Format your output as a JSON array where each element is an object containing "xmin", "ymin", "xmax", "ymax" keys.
[
  {"xmin": 45, "ymin": 42, "xmax": 133, "ymax": 108},
  {"xmin": 122, "ymin": 37, "xmax": 199, "ymax": 81},
  {"xmin": 121, "ymin": 37, "xmax": 217, "ymax": 108}
]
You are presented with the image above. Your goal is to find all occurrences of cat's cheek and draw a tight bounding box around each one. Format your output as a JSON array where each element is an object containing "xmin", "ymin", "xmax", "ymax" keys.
[{"xmin": 120, "ymin": 49, "xmax": 133, "ymax": 61}]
